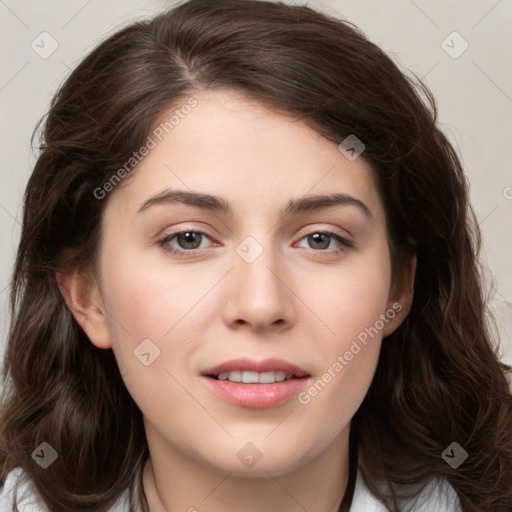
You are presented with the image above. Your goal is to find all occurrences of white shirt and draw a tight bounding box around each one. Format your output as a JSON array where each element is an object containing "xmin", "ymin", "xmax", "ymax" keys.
[{"xmin": 1, "ymin": 466, "xmax": 462, "ymax": 511}]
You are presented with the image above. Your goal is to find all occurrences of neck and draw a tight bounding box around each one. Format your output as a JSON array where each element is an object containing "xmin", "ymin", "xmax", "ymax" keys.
[{"xmin": 142, "ymin": 426, "xmax": 351, "ymax": 512}]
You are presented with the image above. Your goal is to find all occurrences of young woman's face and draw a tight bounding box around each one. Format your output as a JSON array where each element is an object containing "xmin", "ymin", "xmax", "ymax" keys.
[{"xmin": 86, "ymin": 89, "xmax": 409, "ymax": 476}]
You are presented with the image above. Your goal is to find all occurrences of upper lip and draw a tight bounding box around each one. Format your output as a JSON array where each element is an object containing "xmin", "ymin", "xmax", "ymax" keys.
[{"xmin": 202, "ymin": 357, "xmax": 309, "ymax": 378}]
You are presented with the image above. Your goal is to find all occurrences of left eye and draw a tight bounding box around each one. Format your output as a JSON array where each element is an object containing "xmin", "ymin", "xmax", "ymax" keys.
[
  {"xmin": 159, "ymin": 231, "xmax": 212, "ymax": 253},
  {"xmin": 296, "ymin": 231, "xmax": 351, "ymax": 252}
]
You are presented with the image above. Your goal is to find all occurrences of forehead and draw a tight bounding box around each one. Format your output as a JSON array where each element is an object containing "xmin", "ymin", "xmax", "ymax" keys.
[{"xmin": 105, "ymin": 89, "xmax": 386, "ymax": 225}]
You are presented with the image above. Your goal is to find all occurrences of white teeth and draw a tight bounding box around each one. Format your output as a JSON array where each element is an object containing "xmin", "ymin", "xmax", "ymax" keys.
[
  {"xmin": 217, "ymin": 370, "xmax": 294, "ymax": 383},
  {"xmin": 227, "ymin": 371, "xmax": 242, "ymax": 382},
  {"xmin": 259, "ymin": 372, "xmax": 277, "ymax": 384},
  {"xmin": 259, "ymin": 371, "xmax": 277, "ymax": 383},
  {"xmin": 275, "ymin": 371, "xmax": 287, "ymax": 382},
  {"xmin": 242, "ymin": 371, "xmax": 260, "ymax": 383}
]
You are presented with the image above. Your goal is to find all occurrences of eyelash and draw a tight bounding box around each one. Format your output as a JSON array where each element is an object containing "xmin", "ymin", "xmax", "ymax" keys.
[{"xmin": 157, "ymin": 229, "xmax": 354, "ymax": 258}]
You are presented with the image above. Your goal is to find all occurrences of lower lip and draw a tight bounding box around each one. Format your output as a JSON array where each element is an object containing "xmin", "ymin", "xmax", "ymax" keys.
[{"xmin": 201, "ymin": 376, "xmax": 309, "ymax": 408}]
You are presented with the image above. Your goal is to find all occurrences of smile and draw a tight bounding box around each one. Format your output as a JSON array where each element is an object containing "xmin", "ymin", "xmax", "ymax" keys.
[{"xmin": 201, "ymin": 357, "xmax": 311, "ymax": 408}]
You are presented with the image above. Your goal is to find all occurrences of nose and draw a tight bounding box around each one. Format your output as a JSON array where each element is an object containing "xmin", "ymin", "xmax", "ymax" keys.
[{"xmin": 222, "ymin": 242, "xmax": 296, "ymax": 332}]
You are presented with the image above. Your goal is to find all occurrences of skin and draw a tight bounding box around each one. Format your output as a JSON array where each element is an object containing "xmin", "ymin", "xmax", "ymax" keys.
[{"xmin": 58, "ymin": 89, "xmax": 416, "ymax": 512}]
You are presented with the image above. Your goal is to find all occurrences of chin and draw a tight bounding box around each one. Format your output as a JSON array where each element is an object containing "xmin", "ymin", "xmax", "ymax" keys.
[{"xmin": 202, "ymin": 445, "xmax": 309, "ymax": 477}]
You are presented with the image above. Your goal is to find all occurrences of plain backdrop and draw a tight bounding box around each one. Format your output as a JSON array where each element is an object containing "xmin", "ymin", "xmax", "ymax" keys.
[{"xmin": 1, "ymin": 1, "xmax": 511, "ymax": 371}]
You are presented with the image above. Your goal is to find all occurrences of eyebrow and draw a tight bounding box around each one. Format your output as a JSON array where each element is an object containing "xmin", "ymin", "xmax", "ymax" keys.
[{"xmin": 137, "ymin": 189, "xmax": 374, "ymax": 220}]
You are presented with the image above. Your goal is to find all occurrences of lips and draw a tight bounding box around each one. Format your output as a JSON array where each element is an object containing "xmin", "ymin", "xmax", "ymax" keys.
[{"xmin": 200, "ymin": 357, "xmax": 310, "ymax": 408}]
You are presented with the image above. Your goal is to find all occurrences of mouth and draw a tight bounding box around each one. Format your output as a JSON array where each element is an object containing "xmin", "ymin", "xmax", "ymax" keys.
[
  {"xmin": 200, "ymin": 357, "xmax": 311, "ymax": 408},
  {"xmin": 201, "ymin": 357, "xmax": 310, "ymax": 382},
  {"xmin": 207, "ymin": 370, "xmax": 308, "ymax": 384}
]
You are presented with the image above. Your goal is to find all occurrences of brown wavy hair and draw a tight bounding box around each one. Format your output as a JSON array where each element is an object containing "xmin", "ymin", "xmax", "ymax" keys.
[{"xmin": 1, "ymin": 0, "xmax": 511, "ymax": 510}]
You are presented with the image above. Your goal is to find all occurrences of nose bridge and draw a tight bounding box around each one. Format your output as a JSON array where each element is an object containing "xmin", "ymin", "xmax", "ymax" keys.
[{"xmin": 224, "ymin": 232, "xmax": 293, "ymax": 329}]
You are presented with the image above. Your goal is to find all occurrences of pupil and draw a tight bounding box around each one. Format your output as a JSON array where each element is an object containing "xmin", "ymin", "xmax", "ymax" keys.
[
  {"xmin": 311, "ymin": 233, "xmax": 329, "ymax": 250},
  {"xmin": 180, "ymin": 232, "xmax": 201, "ymax": 249}
]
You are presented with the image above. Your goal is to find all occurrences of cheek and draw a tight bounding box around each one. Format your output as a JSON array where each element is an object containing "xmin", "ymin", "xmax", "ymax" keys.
[
  {"xmin": 297, "ymin": 242, "xmax": 391, "ymax": 416},
  {"xmin": 298, "ymin": 284, "xmax": 387, "ymax": 435},
  {"xmin": 98, "ymin": 256, "xmax": 204, "ymax": 428},
  {"xmin": 98, "ymin": 245, "xmax": 222, "ymax": 385},
  {"xmin": 313, "ymin": 241, "xmax": 392, "ymax": 340},
  {"xmin": 101, "ymin": 246, "xmax": 210, "ymax": 336}
]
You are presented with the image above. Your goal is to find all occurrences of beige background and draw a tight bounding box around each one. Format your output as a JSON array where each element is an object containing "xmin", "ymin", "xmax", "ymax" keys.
[{"xmin": 1, "ymin": 0, "xmax": 511, "ymax": 366}]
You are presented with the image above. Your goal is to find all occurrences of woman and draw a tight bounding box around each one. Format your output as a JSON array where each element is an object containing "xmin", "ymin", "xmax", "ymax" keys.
[{"xmin": 1, "ymin": 0, "xmax": 511, "ymax": 510}]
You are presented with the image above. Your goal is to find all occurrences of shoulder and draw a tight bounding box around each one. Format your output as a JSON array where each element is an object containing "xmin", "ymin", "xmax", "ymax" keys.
[
  {"xmin": 351, "ymin": 467, "xmax": 463, "ymax": 511},
  {"xmin": 0, "ymin": 467, "xmax": 130, "ymax": 511},
  {"xmin": 0, "ymin": 467, "xmax": 45, "ymax": 511}
]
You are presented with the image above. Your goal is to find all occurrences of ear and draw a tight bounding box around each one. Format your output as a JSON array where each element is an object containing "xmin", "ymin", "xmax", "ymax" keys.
[
  {"xmin": 56, "ymin": 268, "xmax": 112, "ymax": 349},
  {"xmin": 382, "ymin": 246, "xmax": 417, "ymax": 338}
]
